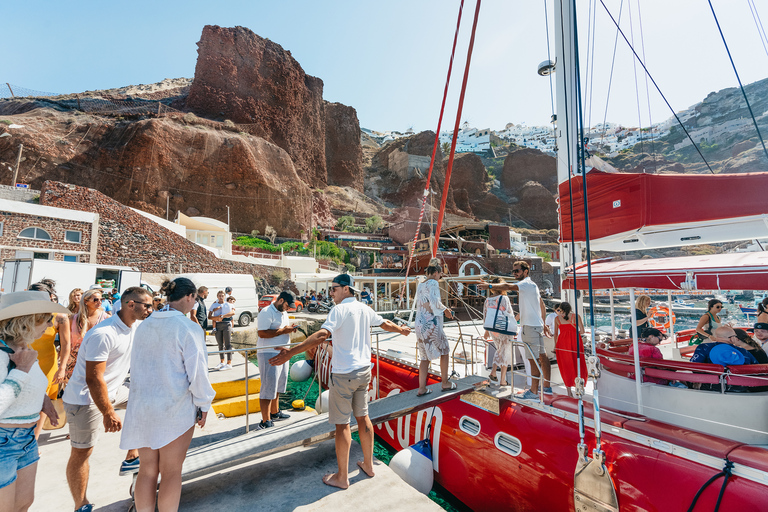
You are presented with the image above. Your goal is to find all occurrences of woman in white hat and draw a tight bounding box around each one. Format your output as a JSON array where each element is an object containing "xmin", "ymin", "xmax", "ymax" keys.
[{"xmin": 0, "ymin": 291, "xmax": 70, "ymax": 511}]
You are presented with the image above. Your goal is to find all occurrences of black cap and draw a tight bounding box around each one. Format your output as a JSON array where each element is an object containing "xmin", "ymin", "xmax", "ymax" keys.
[
  {"xmin": 642, "ymin": 327, "xmax": 667, "ymax": 339},
  {"xmin": 278, "ymin": 291, "xmax": 296, "ymax": 306},
  {"xmin": 332, "ymin": 274, "xmax": 358, "ymax": 293},
  {"xmin": 754, "ymin": 322, "xmax": 768, "ymax": 331}
]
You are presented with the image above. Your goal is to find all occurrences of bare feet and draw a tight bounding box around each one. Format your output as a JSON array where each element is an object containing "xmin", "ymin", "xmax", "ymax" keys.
[
  {"xmin": 322, "ymin": 472, "xmax": 349, "ymax": 489},
  {"xmin": 357, "ymin": 460, "xmax": 375, "ymax": 478}
]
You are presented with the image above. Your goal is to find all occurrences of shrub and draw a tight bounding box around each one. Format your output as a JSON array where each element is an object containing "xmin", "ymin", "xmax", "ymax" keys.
[
  {"xmin": 364, "ymin": 215, "xmax": 383, "ymax": 232},
  {"xmin": 336, "ymin": 215, "xmax": 355, "ymax": 231}
]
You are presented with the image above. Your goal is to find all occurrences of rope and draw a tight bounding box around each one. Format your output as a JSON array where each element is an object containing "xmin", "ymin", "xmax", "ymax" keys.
[
  {"xmin": 399, "ymin": 0, "xmax": 465, "ymax": 299},
  {"xmin": 599, "ymin": 0, "xmax": 625, "ymax": 145},
  {"xmin": 707, "ymin": 0, "xmax": 768, "ymax": 165},
  {"xmin": 636, "ymin": 0, "xmax": 657, "ymax": 173},
  {"xmin": 685, "ymin": 459, "xmax": 734, "ymax": 512},
  {"xmin": 598, "ymin": 0, "xmax": 716, "ymax": 174},
  {"xmin": 433, "ymin": 0, "xmax": 482, "ymax": 257},
  {"xmin": 748, "ymin": 0, "xmax": 768, "ymax": 61}
]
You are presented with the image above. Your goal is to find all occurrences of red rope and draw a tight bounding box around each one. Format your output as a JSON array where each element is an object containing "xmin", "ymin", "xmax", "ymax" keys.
[
  {"xmin": 401, "ymin": 0, "xmax": 466, "ymax": 286},
  {"xmin": 433, "ymin": 0, "xmax": 482, "ymax": 258}
]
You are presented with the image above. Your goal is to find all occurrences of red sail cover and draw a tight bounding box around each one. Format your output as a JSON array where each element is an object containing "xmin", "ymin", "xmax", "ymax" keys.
[
  {"xmin": 562, "ymin": 252, "xmax": 768, "ymax": 291},
  {"xmin": 558, "ymin": 170, "xmax": 768, "ymax": 250}
]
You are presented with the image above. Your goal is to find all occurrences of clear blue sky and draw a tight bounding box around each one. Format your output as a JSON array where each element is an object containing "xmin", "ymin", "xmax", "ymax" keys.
[{"xmin": 2, "ymin": 1, "xmax": 766, "ymax": 132}]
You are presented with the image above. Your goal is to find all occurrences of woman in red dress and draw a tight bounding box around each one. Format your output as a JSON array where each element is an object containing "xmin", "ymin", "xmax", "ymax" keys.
[{"xmin": 553, "ymin": 302, "xmax": 585, "ymax": 398}]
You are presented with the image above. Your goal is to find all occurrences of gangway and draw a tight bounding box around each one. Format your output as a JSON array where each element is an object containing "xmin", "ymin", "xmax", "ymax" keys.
[{"xmin": 181, "ymin": 375, "xmax": 487, "ymax": 482}]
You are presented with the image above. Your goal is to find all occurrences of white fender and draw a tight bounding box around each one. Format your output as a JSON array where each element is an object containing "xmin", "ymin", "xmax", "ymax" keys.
[{"xmin": 289, "ymin": 360, "xmax": 312, "ymax": 382}]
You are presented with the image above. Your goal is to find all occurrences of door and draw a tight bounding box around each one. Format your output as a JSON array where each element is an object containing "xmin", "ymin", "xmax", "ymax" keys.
[
  {"xmin": 118, "ymin": 270, "xmax": 142, "ymax": 294},
  {"xmin": 1, "ymin": 260, "xmax": 32, "ymax": 292}
]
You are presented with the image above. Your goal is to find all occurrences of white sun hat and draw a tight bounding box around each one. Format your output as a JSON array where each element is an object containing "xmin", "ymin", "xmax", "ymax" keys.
[{"xmin": 0, "ymin": 291, "xmax": 70, "ymax": 322}]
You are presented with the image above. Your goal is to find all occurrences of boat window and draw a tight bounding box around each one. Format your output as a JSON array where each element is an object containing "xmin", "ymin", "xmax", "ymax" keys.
[
  {"xmin": 494, "ymin": 432, "xmax": 522, "ymax": 456},
  {"xmin": 459, "ymin": 416, "xmax": 481, "ymax": 436}
]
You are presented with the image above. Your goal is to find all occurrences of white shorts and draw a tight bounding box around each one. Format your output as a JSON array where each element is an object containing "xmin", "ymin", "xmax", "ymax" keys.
[{"xmin": 257, "ymin": 350, "xmax": 288, "ymax": 400}]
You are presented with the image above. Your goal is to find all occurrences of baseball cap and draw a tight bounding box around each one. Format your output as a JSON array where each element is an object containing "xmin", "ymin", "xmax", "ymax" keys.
[
  {"xmin": 278, "ymin": 291, "xmax": 296, "ymax": 306},
  {"xmin": 709, "ymin": 343, "xmax": 745, "ymax": 366},
  {"xmin": 754, "ymin": 322, "xmax": 768, "ymax": 331},
  {"xmin": 642, "ymin": 327, "xmax": 667, "ymax": 339},
  {"xmin": 332, "ymin": 274, "xmax": 358, "ymax": 293}
]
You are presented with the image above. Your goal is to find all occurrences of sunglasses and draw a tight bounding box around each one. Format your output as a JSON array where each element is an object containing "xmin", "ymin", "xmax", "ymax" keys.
[
  {"xmin": 131, "ymin": 301, "xmax": 154, "ymax": 310},
  {"xmin": 329, "ymin": 285, "xmax": 342, "ymax": 291},
  {"xmin": 88, "ymin": 297, "xmax": 101, "ymax": 303},
  {"xmin": 153, "ymin": 298, "xmax": 162, "ymax": 302}
]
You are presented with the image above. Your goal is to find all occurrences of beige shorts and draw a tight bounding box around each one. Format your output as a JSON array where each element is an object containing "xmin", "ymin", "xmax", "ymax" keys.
[
  {"xmin": 328, "ymin": 367, "xmax": 371, "ymax": 425},
  {"xmin": 64, "ymin": 384, "xmax": 129, "ymax": 449},
  {"xmin": 521, "ymin": 325, "xmax": 546, "ymax": 356}
]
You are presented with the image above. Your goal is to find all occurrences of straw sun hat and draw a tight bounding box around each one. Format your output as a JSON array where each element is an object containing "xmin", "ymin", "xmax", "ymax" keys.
[{"xmin": 0, "ymin": 291, "xmax": 70, "ymax": 322}]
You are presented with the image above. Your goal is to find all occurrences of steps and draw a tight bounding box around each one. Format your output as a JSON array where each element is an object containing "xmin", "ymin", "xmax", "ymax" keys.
[
  {"xmin": 211, "ymin": 377, "xmax": 262, "ymax": 417},
  {"xmin": 211, "ymin": 377, "xmax": 261, "ymax": 400}
]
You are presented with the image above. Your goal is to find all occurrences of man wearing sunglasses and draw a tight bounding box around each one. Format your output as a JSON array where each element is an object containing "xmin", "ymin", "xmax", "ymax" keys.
[
  {"xmin": 63, "ymin": 287, "xmax": 153, "ymax": 512},
  {"xmin": 477, "ymin": 261, "xmax": 552, "ymax": 401}
]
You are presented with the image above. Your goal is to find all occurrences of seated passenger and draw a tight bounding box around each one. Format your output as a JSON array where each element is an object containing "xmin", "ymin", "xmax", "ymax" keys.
[
  {"xmin": 690, "ymin": 326, "xmax": 758, "ymax": 365},
  {"xmin": 628, "ymin": 328, "xmax": 667, "ymax": 384},
  {"xmin": 753, "ymin": 322, "xmax": 768, "ymax": 351},
  {"xmin": 733, "ymin": 328, "xmax": 768, "ymax": 364}
]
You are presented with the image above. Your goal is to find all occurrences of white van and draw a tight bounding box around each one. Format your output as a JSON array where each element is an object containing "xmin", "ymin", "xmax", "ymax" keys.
[{"xmin": 176, "ymin": 273, "xmax": 259, "ymax": 327}]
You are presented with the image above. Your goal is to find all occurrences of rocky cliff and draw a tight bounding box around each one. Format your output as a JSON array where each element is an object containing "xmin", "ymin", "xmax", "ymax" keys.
[{"xmin": 0, "ymin": 25, "xmax": 365, "ymax": 237}]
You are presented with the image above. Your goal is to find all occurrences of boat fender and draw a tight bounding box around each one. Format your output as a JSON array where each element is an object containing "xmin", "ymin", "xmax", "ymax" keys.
[
  {"xmin": 291, "ymin": 399, "xmax": 306, "ymax": 410},
  {"xmin": 315, "ymin": 390, "xmax": 330, "ymax": 413},
  {"xmin": 290, "ymin": 360, "xmax": 312, "ymax": 382},
  {"xmin": 389, "ymin": 439, "xmax": 434, "ymax": 495}
]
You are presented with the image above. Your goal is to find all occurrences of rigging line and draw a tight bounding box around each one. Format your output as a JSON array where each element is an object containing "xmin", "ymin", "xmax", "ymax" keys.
[
  {"xmin": 708, "ymin": 0, "xmax": 768, "ymax": 165},
  {"xmin": 433, "ymin": 0, "xmax": 482, "ymax": 257},
  {"xmin": 636, "ymin": 0, "xmax": 658, "ymax": 173},
  {"xmin": 599, "ymin": 0, "xmax": 625, "ymax": 145},
  {"xmin": 626, "ymin": 0, "xmax": 645, "ymax": 156},
  {"xmin": 543, "ymin": 0, "xmax": 556, "ymax": 137},
  {"xmin": 748, "ymin": 0, "xmax": 768, "ymax": 61},
  {"xmin": 582, "ymin": 0, "xmax": 593, "ymax": 125},
  {"xmin": 400, "ymin": 0, "xmax": 465, "ymax": 297},
  {"xmin": 587, "ymin": 0, "xmax": 598, "ymax": 131},
  {"xmin": 598, "ymin": 0, "xmax": 717, "ymax": 175}
]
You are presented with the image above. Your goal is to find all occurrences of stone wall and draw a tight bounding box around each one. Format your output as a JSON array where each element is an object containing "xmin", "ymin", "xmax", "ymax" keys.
[
  {"xmin": 39, "ymin": 181, "xmax": 283, "ymax": 279},
  {"xmin": 0, "ymin": 210, "xmax": 94, "ymax": 262}
]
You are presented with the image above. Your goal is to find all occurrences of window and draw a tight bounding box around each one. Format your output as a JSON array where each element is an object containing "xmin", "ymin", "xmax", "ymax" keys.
[
  {"xmin": 0, "ymin": 222, "xmax": 3, "ymax": 236},
  {"xmin": 65, "ymin": 230, "xmax": 82, "ymax": 243},
  {"xmin": 33, "ymin": 252, "xmax": 49, "ymax": 260},
  {"xmin": 63, "ymin": 255, "xmax": 78, "ymax": 262},
  {"xmin": 18, "ymin": 227, "xmax": 52, "ymax": 241}
]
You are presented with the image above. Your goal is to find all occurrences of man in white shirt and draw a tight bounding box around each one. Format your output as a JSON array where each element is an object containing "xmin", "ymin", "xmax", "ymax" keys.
[
  {"xmin": 63, "ymin": 287, "xmax": 153, "ymax": 512},
  {"xmin": 208, "ymin": 290, "xmax": 235, "ymax": 370},
  {"xmin": 270, "ymin": 274, "xmax": 411, "ymax": 490},
  {"xmin": 256, "ymin": 291, "xmax": 298, "ymax": 429},
  {"xmin": 478, "ymin": 261, "xmax": 552, "ymax": 401}
]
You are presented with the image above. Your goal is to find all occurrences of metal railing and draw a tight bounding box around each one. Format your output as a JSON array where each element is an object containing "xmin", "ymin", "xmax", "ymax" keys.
[{"xmin": 208, "ymin": 341, "xmax": 306, "ymax": 433}]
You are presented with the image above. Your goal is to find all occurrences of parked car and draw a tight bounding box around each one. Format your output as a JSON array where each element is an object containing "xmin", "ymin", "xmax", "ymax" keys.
[{"xmin": 258, "ymin": 294, "xmax": 303, "ymax": 313}]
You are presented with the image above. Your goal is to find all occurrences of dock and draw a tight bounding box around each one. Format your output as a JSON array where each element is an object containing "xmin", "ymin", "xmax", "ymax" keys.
[{"xmin": 31, "ymin": 334, "xmax": 484, "ymax": 512}]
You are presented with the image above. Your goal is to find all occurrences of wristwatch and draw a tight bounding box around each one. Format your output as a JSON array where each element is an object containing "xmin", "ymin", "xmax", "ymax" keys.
[{"xmin": 489, "ymin": 284, "xmax": 493, "ymax": 289}]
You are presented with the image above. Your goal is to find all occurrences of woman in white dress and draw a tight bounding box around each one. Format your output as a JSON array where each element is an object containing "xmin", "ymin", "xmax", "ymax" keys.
[
  {"xmin": 120, "ymin": 278, "xmax": 215, "ymax": 512},
  {"xmin": 483, "ymin": 277, "xmax": 517, "ymax": 387},
  {"xmin": 415, "ymin": 259, "xmax": 455, "ymax": 396}
]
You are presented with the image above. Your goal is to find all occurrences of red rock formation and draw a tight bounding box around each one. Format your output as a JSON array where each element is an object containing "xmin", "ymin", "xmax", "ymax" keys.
[
  {"xmin": 325, "ymin": 102, "xmax": 363, "ymax": 191},
  {"xmin": 499, "ymin": 147, "xmax": 558, "ymax": 195},
  {"xmin": 511, "ymin": 181, "xmax": 558, "ymax": 229},
  {"xmin": 0, "ymin": 110, "xmax": 312, "ymax": 237},
  {"xmin": 186, "ymin": 25, "xmax": 328, "ymax": 187}
]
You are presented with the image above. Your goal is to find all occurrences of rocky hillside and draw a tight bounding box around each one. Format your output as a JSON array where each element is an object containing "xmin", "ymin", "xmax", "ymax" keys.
[{"xmin": 603, "ymin": 77, "xmax": 768, "ymax": 174}]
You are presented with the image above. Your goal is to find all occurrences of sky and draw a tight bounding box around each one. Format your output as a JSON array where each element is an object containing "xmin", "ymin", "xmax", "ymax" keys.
[{"xmin": 2, "ymin": 0, "xmax": 767, "ymax": 133}]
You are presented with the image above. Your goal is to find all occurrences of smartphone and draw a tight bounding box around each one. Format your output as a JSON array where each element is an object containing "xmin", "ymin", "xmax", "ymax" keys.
[{"xmin": 196, "ymin": 408, "xmax": 203, "ymax": 421}]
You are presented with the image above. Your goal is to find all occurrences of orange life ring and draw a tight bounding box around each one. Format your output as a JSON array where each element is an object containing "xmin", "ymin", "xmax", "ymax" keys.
[{"xmin": 647, "ymin": 305, "xmax": 676, "ymax": 331}]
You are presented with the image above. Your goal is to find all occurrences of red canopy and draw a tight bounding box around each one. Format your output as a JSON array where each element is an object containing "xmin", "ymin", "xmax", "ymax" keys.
[
  {"xmin": 559, "ymin": 170, "xmax": 768, "ymax": 251},
  {"xmin": 562, "ymin": 251, "xmax": 768, "ymax": 290}
]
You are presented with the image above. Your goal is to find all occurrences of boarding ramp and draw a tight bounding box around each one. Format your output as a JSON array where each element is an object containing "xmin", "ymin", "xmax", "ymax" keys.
[{"xmin": 181, "ymin": 375, "xmax": 488, "ymax": 481}]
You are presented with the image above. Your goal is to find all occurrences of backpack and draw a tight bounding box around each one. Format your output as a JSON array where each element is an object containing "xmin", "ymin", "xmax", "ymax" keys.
[{"xmin": 484, "ymin": 295, "xmax": 518, "ymax": 336}]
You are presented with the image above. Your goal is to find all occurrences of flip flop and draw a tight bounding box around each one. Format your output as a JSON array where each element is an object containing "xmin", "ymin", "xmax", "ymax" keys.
[
  {"xmin": 441, "ymin": 382, "xmax": 457, "ymax": 392},
  {"xmin": 416, "ymin": 389, "xmax": 433, "ymax": 397}
]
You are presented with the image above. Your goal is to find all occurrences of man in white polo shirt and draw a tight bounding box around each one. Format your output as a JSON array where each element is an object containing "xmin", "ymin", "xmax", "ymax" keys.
[
  {"xmin": 479, "ymin": 261, "xmax": 551, "ymax": 401},
  {"xmin": 63, "ymin": 287, "xmax": 153, "ymax": 512},
  {"xmin": 270, "ymin": 273, "xmax": 411, "ymax": 490},
  {"xmin": 256, "ymin": 291, "xmax": 298, "ymax": 430}
]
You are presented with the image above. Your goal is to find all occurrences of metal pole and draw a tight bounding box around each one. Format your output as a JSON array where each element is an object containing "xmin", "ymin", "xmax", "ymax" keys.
[
  {"xmin": 245, "ymin": 354, "xmax": 250, "ymax": 433},
  {"xmin": 376, "ymin": 332, "xmax": 380, "ymax": 399},
  {"xmin": 226, "ymin": 205, "xmax": 230, "ymax": 231},
  {"xmin": 166, "ymin": 195, "xmax": 169, "ymax": 220},
  {"xmin": 628, "ymin": 288, "xmax": 643, "ymax": 414},
  {"xmin": 609, "ymin": 289, "xmax": 615, "ymax": 339},
  {"xmin": 6, "ymin": 83, "xmax": 14, "ymax": 97},
  {"xmin": 667, "ymin": 290, "xmax": 675, "ymax": 346},
  {"xmin": 12, "ymin": 144, "xmax": 22, "ymax": 187}
]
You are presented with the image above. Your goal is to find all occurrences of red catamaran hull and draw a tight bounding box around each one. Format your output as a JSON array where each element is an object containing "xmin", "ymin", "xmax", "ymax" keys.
[{"xmin": 370, "ymin": 356, "xmax": 767, "ymax": 511}]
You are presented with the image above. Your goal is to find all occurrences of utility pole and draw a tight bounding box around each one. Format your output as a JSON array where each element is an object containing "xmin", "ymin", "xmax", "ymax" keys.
[
  {"xmin": 12, "ymin": 144, "xmax": 23, "ymax": 187},
  {"xmin": 5, "ymin": 83, "xmax": 14, "ymax": 98},
  {"xmin": 226, "ymin": 205, "xmax": 230, "ymax": 231},
  {"xmin": 166, "ymin": 195, "xmax": 170, "ymax": 220}
]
